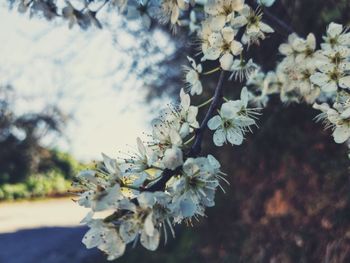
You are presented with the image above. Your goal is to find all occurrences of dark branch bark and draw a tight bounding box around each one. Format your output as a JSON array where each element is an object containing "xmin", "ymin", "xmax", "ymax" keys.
[
  {"xmin": 146, "ymin": 166, "xmax": 182, "ymax": 192},
  {"xmin": 188, "ymin": 70, "xmax": 226, "ymax": 157},
  {"xmin": 249, "ymin": 1, "xmax": 294, "ymax": 36},
  {"xmin": 262, "ymin": 7, "xmax": 294, "ymax": 36}
]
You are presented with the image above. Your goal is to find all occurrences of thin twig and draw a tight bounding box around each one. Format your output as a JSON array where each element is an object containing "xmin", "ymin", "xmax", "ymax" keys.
[
  {"xmin": 263, "ymin": 7, "xmax": 294, "ymax": 36},
  {"xmin": 250, "ymin": 1, "xmax": 294, "ymax": 36}
]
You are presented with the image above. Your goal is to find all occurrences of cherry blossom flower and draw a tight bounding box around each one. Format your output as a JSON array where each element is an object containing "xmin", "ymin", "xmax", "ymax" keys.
[
  {"xmin": 184, "ymin": 56, "xmax": 203, "ymax": 95},
  {"xmin": 207, "ymin": 87, "xmax": 257, "ymax": 146}
]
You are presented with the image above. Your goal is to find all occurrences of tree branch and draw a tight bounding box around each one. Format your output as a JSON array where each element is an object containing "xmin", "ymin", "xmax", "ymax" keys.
[
  {"xmin": 262, "ymin": 7, "xmax": 294, "ymax": 36},
  {"xmin": 144, "ymin": 71, "xmax": 227, "ymax": 192},
  {"xmin": 146, "ymin": 166, "xmax": 182, "ymax": 191},
  {"xmin": 188, "ymin": 70, "xmax": 226, "ymax": 157},
  {"xmin": 249, "ymin": 1, "xmax": 294, "ymax": 36}
]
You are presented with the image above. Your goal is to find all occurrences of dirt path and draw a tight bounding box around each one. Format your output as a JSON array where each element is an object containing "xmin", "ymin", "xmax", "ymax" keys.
[
  {"xmin": 0, "ymin": 198, "xmax": 89, "ymax": 233},
  {"xmin": 0, "ymin": 199, "xmax": 108, "ymax": 263}
]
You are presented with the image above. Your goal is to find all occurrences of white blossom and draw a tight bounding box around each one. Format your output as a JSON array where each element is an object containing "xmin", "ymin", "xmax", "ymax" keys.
[
  {"xmin": 201, "ymin": 26, "xmax": 243, "ymax": 63},
  {"xmin": 162, "ymin": 146, "xmax": 183, "ymax": 170},
  {"xmin": 321, "ymin": 22, "xmax": 350, "ymax": 50},
  {"xmin": 82, "ymin": 220, "xmax": 126, "ymax": 261},
  {"xmin": 310, "ymin": 63, "xmax": 350, "ymax": 93},
  {"xmin": 232, "ymin": 5, "xmax": 274, "ymax": 45},
  {"xmin": 184, "ymin": 56, "xmax": 203, "ymax": 95},
  {"xmin": 207, "ymin": 87, "xmax": 257, "ymax": 146},
  {"xmin": 314, "ymin": 102, "xmax": 350, "ymax": 143}
]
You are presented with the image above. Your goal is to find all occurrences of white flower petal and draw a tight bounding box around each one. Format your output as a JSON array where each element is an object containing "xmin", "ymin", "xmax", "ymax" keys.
[
  {"xmin": 119, "ymin": 220, "xmax": 138, "ymax": 243},
  {"xmin": 170, "ymin": 6, "xmax": 180, "ymax": 24},
  {"xmin": 322, "ymin": 81, "xmax": 338, "ymax": 93},
  {"xmin": 306, "ymin": 33, "xmax": 316, "ymax": 50},
  {"xmin": 99, "ymin": 229, "xmax": 126, "ymax": 260},
  {"xmin": 259, "ymin": 22, "xmax": 274, "ymax": 33},
  {"xmin": 310, "ymin": 73, "xmax": 329, "ymax": 86},
  {"xmin": 230, "ymin": 40, "xmax": 243, "ymax": 56},
  {"xmin": 179, "ymin": 122, "xmax": 190, "ymax": 138},
  {"xmin": 169, "ymin": 129, "xmax": 182, "ymax": 146},
  {"xmin": 202, "ymin": 46, "xmax": 221, "ymax": 60},
  {"xmin": 341, "ymin": 108, "xmax": 350, "ymax": 119},
  {"xmin": 221, "ymin": 101, "xmax": 239, "ymax": 119},
  {"xmin": 222, "ymin": 27, "xmax": 235, "ymax": 43},
  {"xmin": 137, "ymin": 137, "xmax": 146, "ymax": 156},
  {"xmin": 226, "ymin": 127, "xmax": 243, "ymax": 145},
  {"xmin": 213, "ymin": 128, "xmax": 226, "ymax": 146},
  {"xmin": 209, "ymin": 15, "xmax": 226, "ymax": 31},
  {"xmin": 144, "ymin": 212, "xmax": 155, "ymax": 236},
  {"xmin": 327, "ymin": 22, "xmax": 343, "ymax": 38},
  {"xmin": 140, "ymin": 228, "xmax": 160, "ymax": 251},
  {"xmin": 179, "ymin": 198, "xmax": 197, "ymax": 217},
  {"xmin": 339, "ymin": 76, "xmax": 350, "ymax": 89},
  {"xmin": 180, "ymin": 88, "xmax": 190, "ymax": 109},
  {"xmin": 220, "ymin": 53, "xmax": 234, "ymax": 70},
  {"xmin": 208, "ymin": 115, "xmax": 222, "ymax": 130},
  {"xmin": 333, "ymin": 125, "xmax": 350, "ymax": 144},
  {"xmin": 231, "ymin": 15, "xmax": 247, "ymax": 28},
  {"xmin": 162, "ymin": 147, "xmax": 183, "ymax": 170},
  {"xmin": 279, "ymin": 43, "xmax": 293, "ymax": 55},
  {"xmin": 102, "ymin": 153, "xmax": 119, "ymax": 175}
]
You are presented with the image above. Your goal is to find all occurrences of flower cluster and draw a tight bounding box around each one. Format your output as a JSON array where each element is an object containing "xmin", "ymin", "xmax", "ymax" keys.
[
  {"xmin": 313, "ymin": 94, "xmax": 350, "ymax": 144},
  {"xmin": 183, "ymin": 0, "xmax": 273, "ymax": 97},
  {"xmin": 208, "ymin": 87, "xmax": 259, "ymax": 146},
  {"xmin": 199, "ymin": 0, "xmax": 273, "ymax": 71},
  {"xmin": 75, "ymin": 137, "xmax": 226, "ymax": 260},
  {"xmin": 246, "ymin": 22, "xmax": 350, "ymax": 150},
  {"xmin": 71, "ymin": 0, "xmax": 273, "ymax": 260}
]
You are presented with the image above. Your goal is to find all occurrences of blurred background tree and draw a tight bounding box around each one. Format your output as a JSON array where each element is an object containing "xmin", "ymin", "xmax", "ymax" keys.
[
  {"xmin": 0, "ymin": 84, "xmax": 85, "ymax": 200},
  {"xmin": 0, "ymin": 85, "xmax": 67, "ymax": 183},
  {"xmin": 3, "ymin": 0, "xmax": 350, "ymax": 262}
]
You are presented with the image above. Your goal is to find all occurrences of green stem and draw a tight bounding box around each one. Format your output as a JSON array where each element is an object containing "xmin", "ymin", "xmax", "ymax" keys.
[
  {"xmin": 184, "ymin": 135, "xmax": 196, "ymax": 145},
  {"xmin": 203, "ymin": 67, "xmax": 220, "ymax": 75},
  {"xmin": 197, "ymin": 97, "xmax": 214, "ymax": 108}
]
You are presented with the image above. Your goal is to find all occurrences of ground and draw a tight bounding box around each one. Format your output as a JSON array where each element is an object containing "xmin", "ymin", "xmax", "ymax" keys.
[{"xmin": 0, "ymin": 198, "xmax": 107, "ymax": 263}]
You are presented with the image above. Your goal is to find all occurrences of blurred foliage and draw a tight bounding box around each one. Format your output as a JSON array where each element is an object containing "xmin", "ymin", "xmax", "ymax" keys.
[
  {"xmin": 0, "ymin": 85, "xmax": 70, "ymax": 184},
  {"xmin": 0, "ymin": 149, "xmax": 91, "ymax": 201},
  {"xmin": 0, "ymin": 171, "xmax": 71, "ymax": 201},
  {"xmin": 0, "ymin": 84, "xmax": 90, "ymax": 200}
]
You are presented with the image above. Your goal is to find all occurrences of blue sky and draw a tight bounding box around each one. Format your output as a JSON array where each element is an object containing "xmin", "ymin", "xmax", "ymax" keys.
[{"xmin": 0, "ymin": 4, "xmax": 171, "ymax": 161}]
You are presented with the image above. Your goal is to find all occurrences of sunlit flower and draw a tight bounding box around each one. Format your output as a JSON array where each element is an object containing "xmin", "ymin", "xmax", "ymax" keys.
[
  {"xmin": 160, "ymin": 0, "xmax": 189, "ymax": 27},
  {"xmin": 162, "ymin": 146, "xmax": 183, "ymax": 170},
  {"xmin": 184, "ymin": 56, "xmax": 203, "ymax": 95},
  {"xmin": 207, "ymin": 87, "xmax": 257, "ymax": 146},
  {"xmin": 314, "ymin": 102, "xmax": 350, "ymax": 143},
  {"xmin": 310, "ymin": 64, "xmax": 350, "ymax": 93},
  {"xmin": 232, "ymin": 5, "xmax": 274, "ymax": 45},
  {"xmin": 82, "ymin": 220, "xmax": 126, "ymax": 261},
  {"xmin": 205, "ymin": 0, "xmax": 244, "ymax": 23},
  {"xmin": 321, "ymin": 22, "xmax": 350, "ymax": 50},
  {"xmin": 201, "ymin": 26, "xmax": 243, "ymax": 66}
]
